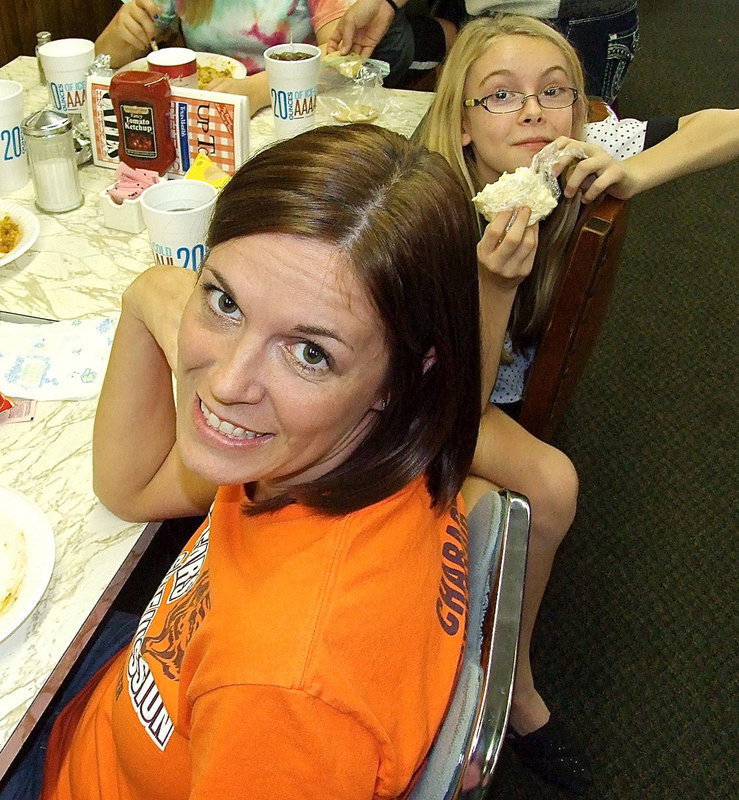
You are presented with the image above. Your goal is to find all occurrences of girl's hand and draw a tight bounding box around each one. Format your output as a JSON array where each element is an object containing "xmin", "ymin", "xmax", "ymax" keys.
[
  {"xmin": 551, "ymin": 136, "xmax": 638, "ymax": 203},
  {"xmin": 477, "ymin": 207, "xmax": 538, "ymax": 291},
  {"xmin": 109, "ymin": 0, "xmax": 162, "ymax": 52}
]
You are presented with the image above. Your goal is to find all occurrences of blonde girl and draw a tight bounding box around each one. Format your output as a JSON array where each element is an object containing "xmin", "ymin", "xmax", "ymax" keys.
[{"xmin": 416, "ymin": 12, "xmax": 738, "ymax": 792}]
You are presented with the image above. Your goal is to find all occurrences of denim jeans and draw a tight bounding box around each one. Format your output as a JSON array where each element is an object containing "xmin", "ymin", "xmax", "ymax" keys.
[
  {"xmin": 0, "ymin": 611, "xmax": 139, "ymax": 800},
  {"xmin": 558, "ymin": 3, "xmax": 640, "ymax": 104}
]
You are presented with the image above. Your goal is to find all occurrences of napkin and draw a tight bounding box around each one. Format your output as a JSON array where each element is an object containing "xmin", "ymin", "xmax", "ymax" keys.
[{"xmin": 0, "ymin": 317, "xmax": 117, "ymax": 401}]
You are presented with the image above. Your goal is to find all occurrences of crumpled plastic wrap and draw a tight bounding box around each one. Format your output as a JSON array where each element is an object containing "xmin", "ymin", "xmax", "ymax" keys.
[
  {"xmin": 472, "ymin": 140, "xmax": 590, "ymax": 225},
  {"xmin": 531, "ymin": 139, "xmax": 589, "ymax": 199},
  {"xmin": 89, "ymin": 53, "xmax": 114, "ymax": 79},
  {"xmin": 318, "ymin": 55, "xmax": 390, "ymax": 123}
]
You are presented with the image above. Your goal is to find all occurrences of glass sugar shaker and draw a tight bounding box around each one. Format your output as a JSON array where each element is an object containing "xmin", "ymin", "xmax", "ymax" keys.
[
  {"xmin": 22, "ymin": 109, "xmax": 84, "ymax": 214},
  {"xmin": 36, "ymin": 31, "xmax": 52, "ymax": 85}
]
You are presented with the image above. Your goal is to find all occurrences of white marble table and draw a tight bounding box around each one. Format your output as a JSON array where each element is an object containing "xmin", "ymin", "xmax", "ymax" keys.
[{"xmin": 0, "ymin": 56, "xmax": 432, "ymax": 777}]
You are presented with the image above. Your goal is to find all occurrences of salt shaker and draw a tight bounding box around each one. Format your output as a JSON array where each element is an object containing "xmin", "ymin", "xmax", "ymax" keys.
[
  {"xmin": 36, "ymin": 32, "xmax": 52, "ymax": 85},
  {"xmin": 22, "ymin": 109, "xmax": 84, "ymax": 214}
]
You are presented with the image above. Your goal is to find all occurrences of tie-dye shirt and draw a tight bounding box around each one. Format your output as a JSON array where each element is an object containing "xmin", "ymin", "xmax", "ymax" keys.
[{"xmin": 151, "ymin": 0, "xmax": 349, "ymax": 74}]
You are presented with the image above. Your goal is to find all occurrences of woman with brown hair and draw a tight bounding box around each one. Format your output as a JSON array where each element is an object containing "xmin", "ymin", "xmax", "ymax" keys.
[{"xmin": 4, "ymin": 123, "xmax": 484, "ymax": 800}]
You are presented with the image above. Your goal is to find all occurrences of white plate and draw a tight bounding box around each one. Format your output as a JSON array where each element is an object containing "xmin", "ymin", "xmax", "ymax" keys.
[
  {"xmin": 0, "ymin": 486, "xmax": 55, "ymax": 643},
  {"xmin": 120, "ymin": 52, "xmax": 247, "ymax": 86},
  {"xmin": 0, "ymin": 202, "xmax": 40, "ymax": 269}
]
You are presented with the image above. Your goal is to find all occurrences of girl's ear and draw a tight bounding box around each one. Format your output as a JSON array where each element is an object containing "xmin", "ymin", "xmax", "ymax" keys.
[{"xmin": 461, "ymin": 118, "xmax": 472, "ymax": 147}]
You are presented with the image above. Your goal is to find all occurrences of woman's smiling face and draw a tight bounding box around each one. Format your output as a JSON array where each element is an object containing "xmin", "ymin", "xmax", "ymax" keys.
[
  {"xmin": 175, "ymin": 233, "xmax": 389, "ymax": 498},
  {"xmin": 461, "ymin": 35, "xmax": 577, "ymax": 185}
]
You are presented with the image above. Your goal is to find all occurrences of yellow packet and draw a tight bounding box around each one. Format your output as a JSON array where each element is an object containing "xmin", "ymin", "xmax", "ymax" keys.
[{"xmin": 185, "ymin": 152, "xmax": 231, "ymax": 191}]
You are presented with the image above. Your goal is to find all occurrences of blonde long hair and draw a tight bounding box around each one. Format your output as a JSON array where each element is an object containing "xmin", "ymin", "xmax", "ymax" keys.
[
  {"xmin": 179, "ymin": 0, "xmax": 215, "ymax": 27},
  {"xmin": 415, "ymin": 14, "xmax": 589, "ymax": 353}
]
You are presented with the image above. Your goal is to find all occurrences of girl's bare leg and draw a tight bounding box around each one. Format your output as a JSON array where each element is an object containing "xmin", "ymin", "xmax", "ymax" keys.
[{"xmin": 463, "ymin": 404, "xmax": 578, "ymax": 735}]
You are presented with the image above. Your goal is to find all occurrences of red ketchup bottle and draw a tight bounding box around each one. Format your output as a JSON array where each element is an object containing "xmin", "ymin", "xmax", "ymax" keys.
[{"xmin": 109, "ymin": 70, "xmax": 176, "ymax": 175}]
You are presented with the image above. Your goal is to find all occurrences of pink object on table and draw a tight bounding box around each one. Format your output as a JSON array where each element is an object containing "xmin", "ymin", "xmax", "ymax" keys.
[{"xmin": 106, "ymin": 163, "xmax": 160, "ymax": 204}]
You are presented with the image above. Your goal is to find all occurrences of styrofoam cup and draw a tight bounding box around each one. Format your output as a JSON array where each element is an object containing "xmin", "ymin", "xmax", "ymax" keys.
[
  {"xmin": 38, "ymin": 38, "xmax": 95, "ymax": 113},
  {"xmin": 140, "ymin": 179, "xmax": 218, "ymax": 271},
  {"xmin": 147, "ymin": 47, "xmax": 198, "ymax": 89},
  {"xmin": 0, "ymin": 80, "xmax": 29, "ymax": 193},
  {"xmin": 264, "ymin": 44, "xmax": 321, "ymax": 139}
]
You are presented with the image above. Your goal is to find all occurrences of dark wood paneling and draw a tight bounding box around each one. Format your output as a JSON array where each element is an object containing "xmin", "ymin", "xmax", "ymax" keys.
[{"xmin": 0, "ymin": 0, "xmax": 120, "ymax": 65}]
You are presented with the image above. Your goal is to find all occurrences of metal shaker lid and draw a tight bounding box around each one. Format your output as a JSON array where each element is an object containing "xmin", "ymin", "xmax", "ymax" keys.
[{"xmin": 22, "ymin": 108, "xmax": 73, "ymax": 138}]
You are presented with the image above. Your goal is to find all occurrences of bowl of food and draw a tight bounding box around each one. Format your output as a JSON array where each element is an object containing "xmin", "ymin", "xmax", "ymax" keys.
[
  {"xmin": 120, "ymin": 52, "xmax": 246, "ymax": 90},
  {"xmin": 0, "ymin": 201, "xmax": 40, "ymax": 268}
]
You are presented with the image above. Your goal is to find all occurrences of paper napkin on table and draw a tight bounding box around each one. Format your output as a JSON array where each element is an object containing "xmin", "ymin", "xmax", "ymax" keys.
[{"xmin": 0, "ymin": 317, "xmax": 117, "ymax": 401}]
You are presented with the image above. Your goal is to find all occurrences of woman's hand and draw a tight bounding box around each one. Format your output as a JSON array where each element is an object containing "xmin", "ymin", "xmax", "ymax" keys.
[
  {"xmin": 477, "ymin": 207, "xmax": 538, "ymax": 292},
  {"xmin": 327, "ymin": 0, "xmax": 397, "ymax": 58},
  {"xmin": 122, "ymin": 265, "xmax": 196, "ymax": 371},
  {"xmin": 551, "ymin": 136, "xmax": 638, "ymax": 202}
]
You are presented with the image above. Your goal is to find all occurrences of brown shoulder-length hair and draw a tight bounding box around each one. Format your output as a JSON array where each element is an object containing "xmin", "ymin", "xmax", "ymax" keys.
[
  {"xmin": 415, "ymin": 13, "xmax": 589, "ymax": 353},
  {"xmin": 207, "ymin": 124, "xmax": 481, "ymax": 515}
]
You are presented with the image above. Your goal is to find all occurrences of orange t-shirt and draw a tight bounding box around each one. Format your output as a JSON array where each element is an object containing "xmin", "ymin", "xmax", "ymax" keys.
[{"xmin": 41, "ymin": 478, "xmax": 469, "ymax": 799}]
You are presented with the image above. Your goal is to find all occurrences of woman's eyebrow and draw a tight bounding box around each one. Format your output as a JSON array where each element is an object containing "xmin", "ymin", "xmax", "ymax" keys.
[
  {"xmin": 203, "ymin": 266, "xmax": 236, "ymax": 298},
  {"xmin": 293, "ymin": 324, "xmax": 352, "ymax": 350}
]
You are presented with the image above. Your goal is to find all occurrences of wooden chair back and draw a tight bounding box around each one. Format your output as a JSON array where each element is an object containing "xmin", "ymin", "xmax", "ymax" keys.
[{"xmin": 517, "ymin": 101, "xmax": 630, "ymax": 441}]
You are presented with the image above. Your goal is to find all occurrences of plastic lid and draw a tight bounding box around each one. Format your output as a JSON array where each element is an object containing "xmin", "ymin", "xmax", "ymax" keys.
[{"xmin": 22, "ymin": 108, "xmax": 73, "ymax": 137}]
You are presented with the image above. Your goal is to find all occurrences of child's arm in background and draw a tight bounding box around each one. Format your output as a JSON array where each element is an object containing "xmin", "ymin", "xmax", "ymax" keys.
[{"xmin": 558, "ymin": 107, "xmax": 739, "ymax": 202}]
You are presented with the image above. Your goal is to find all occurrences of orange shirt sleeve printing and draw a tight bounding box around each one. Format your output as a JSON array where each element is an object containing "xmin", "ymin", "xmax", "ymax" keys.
[{"xmin": 41, "ymin": 477, "xmax": 469, "ymax": 800}]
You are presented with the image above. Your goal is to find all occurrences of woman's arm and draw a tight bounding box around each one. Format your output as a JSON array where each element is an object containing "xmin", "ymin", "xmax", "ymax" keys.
[
  {"xmin": 560, "ymin": 108, "xmax": 739, "ymax": 202},
  {"xmin": 95, "ymin": 0, "xmax": 163, "ymax": 68},
  {"xmin": 93, "ymin": 266, "xmax": 217, "ymax": 521}
]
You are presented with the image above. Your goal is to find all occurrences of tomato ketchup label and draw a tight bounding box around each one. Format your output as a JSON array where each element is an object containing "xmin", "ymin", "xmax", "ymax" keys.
[
  {"xmin": 110, "ymin": 71, "xmax": 176, "ymax": 175},
  {"xmin": 120, "ymin": 103, "xmax": 158, "ymax": 159}
]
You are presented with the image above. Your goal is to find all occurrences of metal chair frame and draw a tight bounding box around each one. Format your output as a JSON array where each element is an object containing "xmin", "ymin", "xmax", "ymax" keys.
[{"xmin": 408, "ymin": 490, "xmax": 531, "ymax": 799}]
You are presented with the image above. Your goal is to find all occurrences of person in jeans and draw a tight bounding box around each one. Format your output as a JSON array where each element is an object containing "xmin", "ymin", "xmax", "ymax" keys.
[{"xmin": 331, "ymin": 0, "xmax": 639, "ymax": 102}]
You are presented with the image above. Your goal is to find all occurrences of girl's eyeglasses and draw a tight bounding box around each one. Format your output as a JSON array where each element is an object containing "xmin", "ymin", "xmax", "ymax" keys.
[{"xmin": 463, "ymin": 87, "xmax": 578, "ymax": 114}]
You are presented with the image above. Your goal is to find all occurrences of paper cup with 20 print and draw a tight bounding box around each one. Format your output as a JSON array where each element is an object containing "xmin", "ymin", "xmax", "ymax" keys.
[
  {"xmin": 0, "ymin": 80, "xmax": 29, "ymax": 193},
  {"xmin": 264, "ymin": 44, "xmax": 321, "ymax": 139},
  {"xmin": 38, "ymin": 38, "xmax": 95, "ymax": 114},
  {"xmin": 140, "ymin": 180, "xmax": 218, "ymax": 271}
]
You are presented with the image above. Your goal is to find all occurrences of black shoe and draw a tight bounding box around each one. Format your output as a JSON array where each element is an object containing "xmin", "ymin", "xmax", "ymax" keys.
[{"xmin": 507, "ymin": 713, "xmax": 592, "ymax": 794}]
